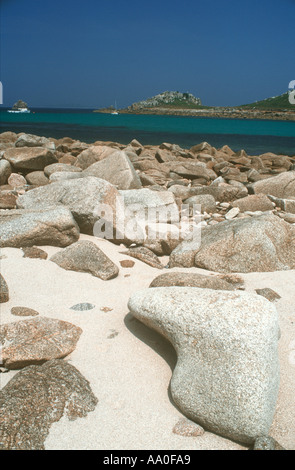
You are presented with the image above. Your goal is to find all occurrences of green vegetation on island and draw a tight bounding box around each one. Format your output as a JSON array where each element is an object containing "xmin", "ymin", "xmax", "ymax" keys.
[{"xmin": 239, "ymin": 93, "xmax": 294, "ymax": 110}]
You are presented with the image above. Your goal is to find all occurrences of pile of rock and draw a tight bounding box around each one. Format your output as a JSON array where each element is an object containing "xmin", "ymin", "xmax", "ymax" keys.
[
  {"xmin": 1, "ymin": 131, "xmax": 293, "ymax": 450},
  {"xmin": 1, "ymin": 132, "xmax": 295, "ymax": 266}
]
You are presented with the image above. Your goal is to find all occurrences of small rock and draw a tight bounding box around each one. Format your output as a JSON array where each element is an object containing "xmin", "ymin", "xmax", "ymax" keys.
[
  {"xmin": 50, "ymin": 241, "xmax": 119, "ymax": 281},
  {"xmin": 149, "ymin": 272, "xmax": 236, "ymax": 290},
  {"xmin": 255, "ymin": 288, "xmax": 281, "ymax": 302},
  {"xmin": 70, "ymin": 303, "xmax": 95, "ymax": 311},
  {"xmin": 217, "ymin": 274, "xmax": 245, "ymax": 289},
  {"xmin": 219, "ymin": 202, "xmax": 231, "ymax": 209},
  {"xmin": 11, "ymin": 307, "xmax": 39, "ymax": 317},
  {"xmin": 25, "ymin": 171, "xmax": 49, "ymax": 186},
  {"xmin": 22, "ymin": 246, "xmax": 48, "ymax": 260},
  {"xmin": 120, "ymin": 260, "xmax": 135, "ymax": 268},
  {"xmin": 0, "ymin": 274, "xmax": 9, "ymax": 303},
  {"xmin": 100, "ymin": 306, "xmax": 113, "ymax": 312},
  {"xmin": 122, "ymin": 246, "xmax": 164, "ymax": 269},
  {"xmin": 172, "ymin": 417, "xmax": 205, "ymax": 437},
  {"xmin": 225, "ymin": 207, "xmax": 240, "ymax": 220},
  {"xmin": 8, "ymin": 173, "xmax": 27, "ymax": 188}
]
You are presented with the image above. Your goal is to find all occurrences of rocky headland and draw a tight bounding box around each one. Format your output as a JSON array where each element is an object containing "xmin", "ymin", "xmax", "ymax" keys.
[
  {"xmin": 94, "ymin": 90, "xmax": 295, "ymax": 121},
  {"xmin": 0, "ymin": 130, "xmax": 294, "ymax": 450}
]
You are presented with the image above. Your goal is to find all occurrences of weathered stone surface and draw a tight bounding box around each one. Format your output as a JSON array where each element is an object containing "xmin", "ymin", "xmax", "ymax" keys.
[
  {"xmin": 128, "ymin": 287, "xmax": 280, "ymax": 445},
  {"xmin": 225, "ymin": 207, "xmax": 240, "ymax": 220},
  {"xmin": 83, "ymin": 150, "xmax": 142, "ymax": 190},
  {"xmin": 195, "ymin": 214, "xmax": 295, "ymax": 273},
  {"xmin": 190, "ymin": 141, "xmax": 215, "ymax": 155},
  {"xmin": 11, "ymin": 307, "xmax": 40, "ymax": 317},
  {"xmin": 278, "ymin": 212, "xmax": 295, "ymax": 224},
  {"xmin": 44, "ymin": 163, "xmax": 82, "ymax": 177},
  {"xmin": 120, "ymin": 188, "xmax": 179, "ymax": 224},
  {"xmin": 143, "ymin": 227, "xmax": 181, "ymax": 256},
  {"xmin": 17, "ymin": 176, "xmax": 120, "ymax": 235},
  {"xmin": 253, "ymin": 436, "xmax": 285, "ymax": 451},
  {"xmin": 250, "ymin": 171, "xmax": 295, "ymax": 198},
  {"xmin": 50, "ymin": 240, "xmax": 119, "ymax": 280},
  {"xmin": 168, "ymin": 184, "xmax": 202, "ymax": 200},
  {"xmin": 258, "ymin": 153, "xmax": 292, "ymax": 170},
  {"xmin": 0, "ymin": 159, "xmax": 12, "ymax": 185},
  {"xmin": 8, "ymin": 173, "xmax": 27, "ymax": 188},
  {"xmin": 268, "ymin": 195, "xmax": 295, "ymax": 214},
  {"xmin": 220, "ymin": 167, "xmax": 248, "ymax": 183},
  {"xmin": 58, "ymin": 153, "xmax": 77, "ymax": 165},
  {"xmin": 0, "ymin": 191, "xmax": 17, "ymax": 209},
  {"xmin": 149, "ymin": 272, "xmax": 236, "ymax": 290},
  {"xmin": 122, "ymin": 246, "xmax": 164, "ymax": 269},
  {"xmin": 0, "ymin": 273, "xmax": 9, "ymax": 303},
  {"xmin": 75, "ymin": 145, "xmax": 116, "ymax": 170},
  {"xmin": 49, "ymin": 171, "xmax": 83, "ymax": 182},
  {"xmin": 0, "ymin": 131, "xmax": 18, "ymax": 143},
  {"xmin": 171, "ymin": 213, "xmax": 295, "ymax": 273},
  {"xmin": 15, "ymin": 133, "xmax": 55, "ymax": 150},
  {"xmin": 255, "ymin": 288, "xmax": 281, "ymax": 302},
  {"xmin": 169, "ymin": 234, "xmax": 202, "ymax": 268},
  {"xmin": 4, "ymin": 147, "xmax": 58, "ymax": 171},
  {"xmin": 0, "ymin": 207, "xmax": 80, "ymax": 248},
  {"xmin": 231, "ymin": 194, "xmax": 274, "ymax": 212},
  {"xmin": 172, "ymin": 418, "xmax": 205, "ymax": 437},
  {"xmin": 0, "ymin": 317, "xmax": 82, "ymax": 369},
  {"xmin": 22, "ymin": 246, "xmax": 48, "ymax": 259},
  {"xmin": 190, "ymin": 182, "xmax": 248, "ymax": 202},
  {"xmin": 113, "ymin": 189, "xmax": 180, "ymax": 245},
  {"xmin": 168, "ymin": 161, "xmax": 217, "ymax": 181},
  {"xmin": 25, "ymin": 171, "xmax": 49, "ymax": 186},
  {"xmin": 184, "ymin": 194, "xmax": 216, "ymax": 214},
  {"xmin": 0, "ymin": 359, "xmax": 98, "ymax": 450}
]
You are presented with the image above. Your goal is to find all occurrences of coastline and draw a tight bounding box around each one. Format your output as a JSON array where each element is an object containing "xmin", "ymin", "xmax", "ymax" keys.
[{"xmin": 95, "ymin": 107, "xmax": 295, "ymax": 121}]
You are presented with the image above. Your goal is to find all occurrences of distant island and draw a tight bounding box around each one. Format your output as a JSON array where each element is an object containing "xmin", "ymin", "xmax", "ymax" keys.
[
  {"xmin": 7, "ymin": 99, "xmax": 31, "ymax": 114},
  {"xmin": 94, "ymin": 91, "xmax": 295, "ymax": 121}
]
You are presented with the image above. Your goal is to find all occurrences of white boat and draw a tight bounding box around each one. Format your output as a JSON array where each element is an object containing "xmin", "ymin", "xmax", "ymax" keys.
[
  {"xmin": 111, "ymin": 101, "xmax": 119, "ymax": 115},
  {"xmin": 7, "ymin": 108, "xmax": 31, "ymax": 114}
]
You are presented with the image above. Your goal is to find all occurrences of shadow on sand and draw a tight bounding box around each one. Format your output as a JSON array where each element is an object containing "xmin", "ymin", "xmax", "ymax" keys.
[{"xmin": 124, "ymin": 312, "xmax": 177, "ymax": 406}]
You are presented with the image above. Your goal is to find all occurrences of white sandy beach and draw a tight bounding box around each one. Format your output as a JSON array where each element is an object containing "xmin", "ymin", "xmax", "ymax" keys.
[{"xmin": 1, "ymin": 233, "xmax": 294, "ymax": 451}]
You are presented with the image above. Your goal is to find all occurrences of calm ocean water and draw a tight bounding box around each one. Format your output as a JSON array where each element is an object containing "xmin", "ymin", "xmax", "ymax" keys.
[{"xmin": 1, "ymin": 108, "xmax": 295, "ymax": 156}]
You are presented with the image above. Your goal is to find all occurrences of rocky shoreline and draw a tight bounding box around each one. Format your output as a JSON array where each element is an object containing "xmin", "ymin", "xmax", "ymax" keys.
[
  {"xmin": 96, "ymin": 107, "xmax": 295, "ymax": 121},
  {"xmin": 0, "ymin": 131, "xmax": 295, "ymax": 450}
]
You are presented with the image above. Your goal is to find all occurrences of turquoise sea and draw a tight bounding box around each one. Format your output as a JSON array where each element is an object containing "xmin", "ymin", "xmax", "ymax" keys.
[{"xmin": 1, "ymin": 108, "xmax": 295, "ymax": 156}]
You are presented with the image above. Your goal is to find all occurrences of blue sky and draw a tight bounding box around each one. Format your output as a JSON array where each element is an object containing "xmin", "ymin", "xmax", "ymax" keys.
[{"xmin": 1, "ymin": 0, "xmax": 294, "ymax": 108}]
